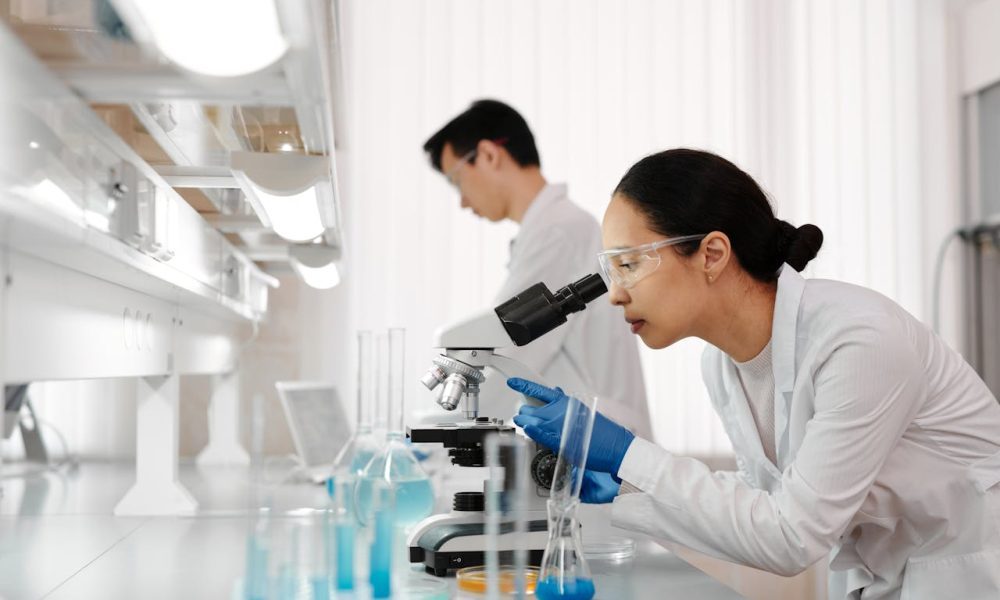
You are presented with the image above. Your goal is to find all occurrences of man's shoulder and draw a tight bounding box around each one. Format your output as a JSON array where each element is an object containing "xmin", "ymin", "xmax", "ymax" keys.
[{"xmin": 534, "ymin": 197, "xmax": 600, "ymax": 238}]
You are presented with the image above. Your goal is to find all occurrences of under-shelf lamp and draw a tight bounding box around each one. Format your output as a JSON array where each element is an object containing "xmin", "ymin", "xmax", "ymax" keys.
[
  {"xmin": 119, "ymin": 0, "xmax": 288, "ymax": 77},
  {"xmin": 230, "ymin": 151, "xmax": 332, "ymax": 243},
  {"xmin": 289, "ymin": 243, "xmax": 341, "ymax": 290}
]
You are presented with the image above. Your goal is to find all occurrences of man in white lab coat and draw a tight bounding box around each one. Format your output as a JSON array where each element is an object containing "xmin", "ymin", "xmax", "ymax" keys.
[{"xmin": 423, "ymin": 99, "xmax": 651, "ymax": 438}]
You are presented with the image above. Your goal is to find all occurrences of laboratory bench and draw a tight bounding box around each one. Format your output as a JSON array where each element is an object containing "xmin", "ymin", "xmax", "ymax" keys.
[{"xmin": 0, "ymin": 460, "xmax": 744, "ymax": 599}]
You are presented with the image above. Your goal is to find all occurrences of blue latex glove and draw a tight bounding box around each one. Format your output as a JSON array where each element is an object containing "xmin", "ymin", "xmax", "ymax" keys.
[
  {"xmin": 508, "ymin": 377, "xmax": 635, "ymax": 480},
  {"xmin": 579, "ymin": 470, "xmax": 621, "ymax": 504}
]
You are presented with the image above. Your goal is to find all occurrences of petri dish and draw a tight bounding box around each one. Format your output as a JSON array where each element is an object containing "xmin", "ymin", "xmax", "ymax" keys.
[
  {"xmin": 456, "ymin": 565, "xmax": 539, "ymax": 595},
  {"xmin": 582, "ymin": 536, "xmax": 636, "ymax": 561},
  {"xmin": 397, "ymin": 571, "xmax": 450, "ymax": 599}
]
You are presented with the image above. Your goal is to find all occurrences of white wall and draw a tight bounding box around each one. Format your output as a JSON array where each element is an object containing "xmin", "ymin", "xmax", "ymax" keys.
[
  {"xmin": 324, "ymin": 0, "xmax": 968, "ymax": 457},
  {"xmin": 13, "ymin": 0, "xmax": 969, "ymax": 461}
]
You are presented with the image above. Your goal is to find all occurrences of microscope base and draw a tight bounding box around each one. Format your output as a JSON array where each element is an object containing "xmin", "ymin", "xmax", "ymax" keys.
[
  {"xmin": 407, "ymin": 511, "xmax": 549, "ymax": 577},
  {"xmin": 412, "ymin": 547, "xmax": 546, "ymax": 577}
]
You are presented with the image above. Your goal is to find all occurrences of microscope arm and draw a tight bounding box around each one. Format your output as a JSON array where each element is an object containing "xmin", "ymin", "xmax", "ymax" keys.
[
  {"xmin": 486, "ymin": 353, "xmax": 549, "ymax": 409},
  {"xmin": 422, "ymin": 274, "xmax": 608, "ymax": 420}
]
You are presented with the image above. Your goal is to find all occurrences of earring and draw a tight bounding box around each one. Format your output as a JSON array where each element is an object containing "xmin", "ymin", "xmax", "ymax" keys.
[{"xmin": 708, "ymin": 276, "xmax": 714, "ymax": 282}]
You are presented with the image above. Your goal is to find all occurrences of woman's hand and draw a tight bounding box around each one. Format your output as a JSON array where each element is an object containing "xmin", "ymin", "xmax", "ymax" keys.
[
  {"xmin": 579, "ymin": 469, "xmax": 621, "ymax": 504},
  {"xmin": 508, "ymin": 377, "xmax": 636, "ymax": 480}
]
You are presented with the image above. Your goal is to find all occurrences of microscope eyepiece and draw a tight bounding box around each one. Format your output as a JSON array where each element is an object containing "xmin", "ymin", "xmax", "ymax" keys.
[
  {"xmin": 494, "ymin": 273, "xmax": 608, "ymax": 346},
  {"xmin": 568, "ymin": 273, "xmax": 606, "ymax": 304}
]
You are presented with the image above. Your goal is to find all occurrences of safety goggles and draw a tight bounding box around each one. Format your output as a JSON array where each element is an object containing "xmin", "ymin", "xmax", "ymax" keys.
[
  {"xmin": 443, "ymin": 137, "xmax": 509, "ymax": 188},
  {"xmin": 597, "ymin": 234, "xmax": 707, "ymax": 289},
  {"xmin": 445, "ymin": 148, "xmax": 478, "ymax": 188}
]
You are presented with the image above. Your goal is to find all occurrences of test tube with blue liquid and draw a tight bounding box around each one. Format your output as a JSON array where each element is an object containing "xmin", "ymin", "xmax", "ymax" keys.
[
  {"xmin": 369, "ymin": 479, "xmax": 395, "ymax": 599},
  {"xmin": 243, "ymin": 392, "xmax": 270, "ymax": 600},
  {"xmin": 327, "ymin": 475, "xmax": 356, "ymax": 592},
  {"xmin": 536, "ymin": 392, "xmax": 598, "ymax": 600}
]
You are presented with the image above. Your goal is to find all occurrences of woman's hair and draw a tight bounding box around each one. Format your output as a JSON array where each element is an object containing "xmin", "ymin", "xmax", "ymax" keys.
[{"xmin": 613, "ymin": 149, "xmax": 823, "ymax": 282}]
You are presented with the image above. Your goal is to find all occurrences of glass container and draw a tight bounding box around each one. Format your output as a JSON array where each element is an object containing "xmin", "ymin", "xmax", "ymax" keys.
[
  {"xmin": 328, "ymin": 330, "xmax": 381, "ymax": 491},
  {"xmin": 355, "ymin": 328, "xmax": 434, "ymax": 528},
  {"xmin": 535, "ymin": 393, "xmax": 598, "ymax": 600}
]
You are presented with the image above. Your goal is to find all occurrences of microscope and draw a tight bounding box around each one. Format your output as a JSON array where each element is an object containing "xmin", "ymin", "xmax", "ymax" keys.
[{"xmin": 407, "ymin": 273, "xmax": 607, "ymax": 576}]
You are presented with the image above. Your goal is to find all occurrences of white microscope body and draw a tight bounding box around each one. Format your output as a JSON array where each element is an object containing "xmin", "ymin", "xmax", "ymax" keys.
[{"xmin": 407, "ymin": 274, "xmax": 608, "ymax": 576}]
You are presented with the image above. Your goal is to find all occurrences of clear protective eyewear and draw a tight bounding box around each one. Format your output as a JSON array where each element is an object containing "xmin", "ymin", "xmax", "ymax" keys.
[
  {"xmin": 445, "ymin": 148, "xmax": 478, "ymax": 188},
  {"xmin": 443, "ymin": 137, "xmax": 508, "ymax": 188},
  {"xmin": 597, "ymin": 234, "xmax": 707, "ymax": 289}
]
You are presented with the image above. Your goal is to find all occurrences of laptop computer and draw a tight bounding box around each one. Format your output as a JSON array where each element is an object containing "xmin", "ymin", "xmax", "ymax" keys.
[{"xmin": 275, "ymin": 381, "xmax": 352, "ymax": 484}]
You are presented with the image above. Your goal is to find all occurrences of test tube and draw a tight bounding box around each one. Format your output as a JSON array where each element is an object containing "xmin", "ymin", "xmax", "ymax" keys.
[
  {"xmin": 387, "ymin": 327, "xmax": 406, "ymax": 436},
  {"xmin": 369, "ymin": 479, "xmax": 395, "ymax": 599},
  {"xmin": 484, "ymin": 433, "xmax": 533, "ymax": 599},
  {"xmin": 332, "ymin": 476, "xmax": 356, "ymax": 591},
  {"xmin": 244, "ymin": 392, "xmax": 270, "ymax": 600},
  {"xmin": 243, "ymin": 512, "xmax": 269, "ymax": 600},
  {"xmin": 372, "ymin": 331, "xmax": 389, "ymax": 435},
  {"xmin": 356, "ymin": 330, "xmax": 375, "ymax": 434}
]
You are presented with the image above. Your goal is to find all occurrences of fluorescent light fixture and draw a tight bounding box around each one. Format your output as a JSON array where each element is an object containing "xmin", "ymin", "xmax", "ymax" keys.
[
  {"xmin": 124, "ymin": 0, "xmax": 288, "ymax": 77},
  {"xmin": 290, "ymin": 244, "xmax": 341, "ymax": 290},
  {"xmin": 230, "ymin": 151, "xmax": 331, "ymax": 243},
  {"xmin": 19, "ymin": 178, "xmax": 82, "ymax": 220}
]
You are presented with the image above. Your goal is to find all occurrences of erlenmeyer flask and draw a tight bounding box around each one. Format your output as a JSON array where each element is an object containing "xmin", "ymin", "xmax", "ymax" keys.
[
  {"xmin": 328, "ymin": 330, "xmax": 382, "ymax": 490},
  {"xmin": 536, "ymin": 393, "xmax": 598, "ymax": 600},
  {"xmin": 355, "ymin": 328, "xmax": 434, "ymax": 528}
]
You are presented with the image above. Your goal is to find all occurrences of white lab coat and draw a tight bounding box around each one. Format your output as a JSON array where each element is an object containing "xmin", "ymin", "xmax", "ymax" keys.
[
  {"xmin": 610, "ymin": 265, "xmax": 1000, "ymax": 599},
  {"xmin": 495, "ymin": 184, "xmax": 652, "ymax": 439}
]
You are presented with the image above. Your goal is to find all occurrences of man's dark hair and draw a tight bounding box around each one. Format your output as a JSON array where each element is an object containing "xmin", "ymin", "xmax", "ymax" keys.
[{"xmin": 423, "ymin": 99, "xmax": 541, "ymax": 172}]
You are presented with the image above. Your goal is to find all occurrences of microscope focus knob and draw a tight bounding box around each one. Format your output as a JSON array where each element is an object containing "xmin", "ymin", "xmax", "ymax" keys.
[
  {"xmin": 448, "ymin": 447, "xmax": 485, "ymax": 467},
  {"xmin": 530, "ymin": 449, "xmax": 558, "ymax": 489}
]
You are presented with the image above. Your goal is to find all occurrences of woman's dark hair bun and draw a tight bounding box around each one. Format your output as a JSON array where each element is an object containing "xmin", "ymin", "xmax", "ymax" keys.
[
  {"xmin": 614, "ymin": 149, "xmax": 824, "ymax": 282},
  {"xmin": 777, "ymin": 220, "xmax": 823, "ymax": 272}
]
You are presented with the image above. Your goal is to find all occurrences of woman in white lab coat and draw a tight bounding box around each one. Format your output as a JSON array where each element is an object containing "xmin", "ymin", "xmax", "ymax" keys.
[{"xmin": 510, "ymin": 149, "xmax": 1000, "ymax": 599}]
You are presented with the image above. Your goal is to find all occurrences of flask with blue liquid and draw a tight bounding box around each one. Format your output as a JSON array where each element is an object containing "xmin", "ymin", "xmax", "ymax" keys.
[
  {"xmin": 355, "ymin": 328, "xmax": 434, "ymax": 529},
  {"xmin": 536, "ymin": 392, "xmax": 598, "ymax": 600},
  {"xmin": 327, "ymin": 330, "xmax": 382, "ymax": 493}
]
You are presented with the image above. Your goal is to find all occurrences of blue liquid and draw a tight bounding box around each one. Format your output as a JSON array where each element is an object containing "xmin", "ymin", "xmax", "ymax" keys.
[
  {"xmin": 355, "ymin": 477, "xmax": 434, "ymax": 527},
  {"xmin": 350, "ymin": 448, "xmax": 376, "ymax": 474},
  {"xmin": 310, "ymin": 576, "xmax": 329, "ymax": 600},
  {"xmin": 535, "ymin": 577, "xmax": 596, "ymax": 600},
  {"xmin": 335, "ymin": 522, "xmax": 355, "ymax": 590},
  {"xmin": 326, "ymin": 447, "xmax": 376, "ymax": 501},
  {"xmin": 370, "ymin": 509, "xmax": 393, "ymax": 598},
  {"xmin": 276, "ymin": 564, "xmax": 297, "ymax": 600},
  {"xmin": 243, "ymin": 535, "xmax": 268, "ymax": 600}
]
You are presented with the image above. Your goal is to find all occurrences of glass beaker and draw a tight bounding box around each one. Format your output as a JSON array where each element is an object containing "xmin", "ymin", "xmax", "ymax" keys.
[
  {"xmin": 328, "ymin": 330, "xmax": 382, "ymax": 491},
  {"xmin": 355, "ymin": 328, "xmax": 434, "ymax": 528},
  {"xmin": 536, "ymin": 393, "xmax": 598, "ymax": 600}
]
